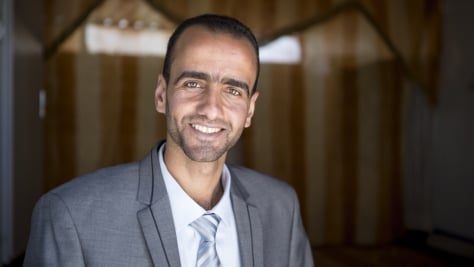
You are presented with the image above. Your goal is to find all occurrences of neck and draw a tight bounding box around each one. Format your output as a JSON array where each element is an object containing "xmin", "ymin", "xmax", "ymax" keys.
[{"xmin": 196, "ymin": 182, "xmax": 224, "ymax": 210}]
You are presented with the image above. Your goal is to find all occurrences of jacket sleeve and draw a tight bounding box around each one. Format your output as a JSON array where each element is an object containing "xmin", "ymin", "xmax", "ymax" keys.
[
  {"xmin": 24, "ymin": 192, "xmax": 85, "ymax": 267},
  {"xmin": 289, "ymin": 193, "xmax": 315, "ymax": 267}
]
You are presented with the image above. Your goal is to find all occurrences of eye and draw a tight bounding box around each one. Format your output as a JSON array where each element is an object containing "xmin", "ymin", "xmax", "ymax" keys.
[
  {"xmin": 227, "ymin": 88, "xmax": 242, "ymax": 96},
  {"xmin": 184, "ymin": 81, "xmax": 201, "ymax": 88}
]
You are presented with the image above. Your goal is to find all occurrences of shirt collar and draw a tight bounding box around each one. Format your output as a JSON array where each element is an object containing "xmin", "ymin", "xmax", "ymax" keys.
[{"xmin": 158, "ymin": 143, "xmax": 234, "ymax": 233}]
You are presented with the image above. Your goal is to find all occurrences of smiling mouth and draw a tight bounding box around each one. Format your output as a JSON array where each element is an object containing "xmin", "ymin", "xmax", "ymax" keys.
[{"xmin": 191, "ymin": 124, "xmax": 223, "ymax": 134}]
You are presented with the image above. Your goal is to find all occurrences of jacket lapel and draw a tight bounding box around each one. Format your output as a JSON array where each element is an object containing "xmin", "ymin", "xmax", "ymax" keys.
[
  {"xmin": 230, "ymin": 169, "xmax": 264, "ymax": 267},
  {"xmin": 136, "ymin": 143, "xmax": 181, "ymax": 267}
]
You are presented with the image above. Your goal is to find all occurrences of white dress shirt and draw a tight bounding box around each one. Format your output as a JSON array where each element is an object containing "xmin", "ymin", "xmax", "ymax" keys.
[{"xmin": 158, "ymin": 144, "xmax": 241, "ymax": 267}]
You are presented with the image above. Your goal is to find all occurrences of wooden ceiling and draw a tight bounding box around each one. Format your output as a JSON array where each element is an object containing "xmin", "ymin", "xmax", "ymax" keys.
[{"xmin": 43, "ymin": 0, "xmax": 358, "ymax": 58}]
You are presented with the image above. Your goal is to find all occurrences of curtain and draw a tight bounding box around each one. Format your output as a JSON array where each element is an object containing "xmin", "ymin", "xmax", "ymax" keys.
[{"xmin": 43, "ymin": 0, "xmax": 442, "ymax": 245}]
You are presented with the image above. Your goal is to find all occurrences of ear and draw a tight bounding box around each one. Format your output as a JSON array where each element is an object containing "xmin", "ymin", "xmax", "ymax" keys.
[
  {"xmin": 155, "ymin": 74, "xmax": 167, "ymax": 114},
  {"xmin": 244, "ymin": 91, "xmax": 259, "ymax": 128}
]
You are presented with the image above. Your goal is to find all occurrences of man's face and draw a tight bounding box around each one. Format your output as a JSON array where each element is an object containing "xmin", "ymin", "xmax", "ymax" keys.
[{"xmin": 155, "ymin": 26, "xmax": 259, "ymax": 162}]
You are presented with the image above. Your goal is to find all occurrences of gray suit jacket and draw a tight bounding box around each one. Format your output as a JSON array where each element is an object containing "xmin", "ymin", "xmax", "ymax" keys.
[{"xmin": 24, "ymin": 143, "xmax": 314, "ymax": 266}]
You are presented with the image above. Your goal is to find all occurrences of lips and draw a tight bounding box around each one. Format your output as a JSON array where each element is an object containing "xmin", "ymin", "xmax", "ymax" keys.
[{"xmin": 191, "ymin": 124, "xmax": 223, "ymax": 134}]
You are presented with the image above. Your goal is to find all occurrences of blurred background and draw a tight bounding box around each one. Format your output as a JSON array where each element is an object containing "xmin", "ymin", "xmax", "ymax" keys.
[{"xmin": 1, "ymin": 0, "xmax": 473, "ymax": 266}]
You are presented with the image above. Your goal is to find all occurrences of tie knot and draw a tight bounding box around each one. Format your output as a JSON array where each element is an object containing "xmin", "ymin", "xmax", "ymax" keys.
[{"xmin": 190, "ymin": 213, "xmax": 221, "ymax": 242}]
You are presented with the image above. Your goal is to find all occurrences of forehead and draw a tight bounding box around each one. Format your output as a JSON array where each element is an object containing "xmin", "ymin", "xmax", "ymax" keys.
[{"xmin": 172, "ymin": 25, "xmax": 257, "ymax": 64}]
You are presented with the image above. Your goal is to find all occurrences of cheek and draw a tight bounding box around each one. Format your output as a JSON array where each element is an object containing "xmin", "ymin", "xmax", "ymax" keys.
[
  {"xmin": 167, "ymin": 93, "xmax": 190, "ymax": 113},
  {"xmin": 227, "ymin": 103, "xmax": 251, "ymax": 124}
]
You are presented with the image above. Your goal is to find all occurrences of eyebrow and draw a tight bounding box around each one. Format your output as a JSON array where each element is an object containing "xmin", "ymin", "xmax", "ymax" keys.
[
  {"xmin": 223, "ymin": 78, "xmax": 249, "ymax": 95},
  {"xmin": 174, "ymin": 71, "xmax": 210, "ymax": 85},
  {"xmin": 174, "ymin": 71, "xmax": 250, "ymax": 96}
]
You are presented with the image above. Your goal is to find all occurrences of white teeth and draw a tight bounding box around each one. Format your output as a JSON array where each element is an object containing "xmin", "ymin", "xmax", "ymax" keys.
[{"xmin": 192, "ymin": 124, "xmax": 221, "ymax": 134}]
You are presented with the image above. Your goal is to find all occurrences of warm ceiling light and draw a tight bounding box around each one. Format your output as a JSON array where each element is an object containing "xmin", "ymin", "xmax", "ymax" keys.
[
  {"xmin": 118, "ymin": 19, "xmax": 129, "ymax": 29},
  {"xmin": 103, "ymin": 18, "xmax": 113, "ymax": 27}
]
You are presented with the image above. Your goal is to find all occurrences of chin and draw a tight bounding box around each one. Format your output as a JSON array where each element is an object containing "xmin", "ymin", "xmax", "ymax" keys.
[{"xmin": 183, "ymin": 146, "xmax": 227, "ymax": 162}]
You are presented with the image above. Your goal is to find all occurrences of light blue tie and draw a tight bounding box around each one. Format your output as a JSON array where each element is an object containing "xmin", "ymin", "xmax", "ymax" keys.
[{"xmin": 190, "ymin": 213, "xmax": 221, "ymax": 267}]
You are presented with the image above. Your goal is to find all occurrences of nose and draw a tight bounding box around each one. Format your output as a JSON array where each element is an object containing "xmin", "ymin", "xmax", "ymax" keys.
[{"xmin": 196, "ymin": 86, "xmax": 223, "ymax": 120}]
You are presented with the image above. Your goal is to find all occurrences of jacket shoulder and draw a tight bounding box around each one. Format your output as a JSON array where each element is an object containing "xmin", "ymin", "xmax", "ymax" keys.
[{"xmin": 49, "ymin": 162, "xmax": 140, "ymax": 204}]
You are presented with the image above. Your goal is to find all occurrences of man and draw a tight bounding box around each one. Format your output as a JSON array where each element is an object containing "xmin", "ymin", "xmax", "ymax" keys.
[{"xmin": 24, "ymin": 14, "xmax": 314, "ymax": 266}]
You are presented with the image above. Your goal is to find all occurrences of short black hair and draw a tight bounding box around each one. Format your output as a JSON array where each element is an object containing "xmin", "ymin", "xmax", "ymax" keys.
[{"xmin": 162, "ymin": 14, "xmax": 260, "ymax": 94}]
